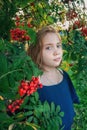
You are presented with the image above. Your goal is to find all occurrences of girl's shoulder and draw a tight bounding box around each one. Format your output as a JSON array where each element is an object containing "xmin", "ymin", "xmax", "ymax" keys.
[
  {"xmin": 58, "ymin": 69, "xmax": 69, "ymax": 77},
  {"xmin": 58, "ymin": 69, "xmax": 71, "ymax": 83}
]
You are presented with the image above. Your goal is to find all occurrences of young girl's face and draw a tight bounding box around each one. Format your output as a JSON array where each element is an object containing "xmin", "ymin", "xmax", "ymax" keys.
[{"xmin": 41, "ymin": 32, "xmax": 63, "ymax": 70}]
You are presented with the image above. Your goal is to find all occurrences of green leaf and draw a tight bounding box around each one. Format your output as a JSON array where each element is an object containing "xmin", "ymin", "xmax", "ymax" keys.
[
  {"xmin": 27, "ymin": 116, "xmax": 33, "ymax": 122},
  {"xmin": 24, "ymin": 105, "xmax": 35, "ymax": 111},
  {"xmin": 56, "ymin": 116, "xmax": 63, "ymax": 126},
  {"xmin": 20, "ymin": 96, "xmax": 29, "ymax": 109},
  {"xmin": 24, "ymin": 111, "xmax": 33, "ymax": 116},
  {"xmin": 34, "ymin": 105, "xmax": 43, "ymax": 118},
  {"xmin": 59, "ymin": 112, "xmax": 64, "ymax": 117},
  {"xmin": 33, "ymin": 117, "xmax": 38, "ymax": 124},
  {"xmin": 30, "ymin": 96, "xmax": 36, "ymax": 104},
  {"xmin": 55, "ymin": 105, "xmax": 61, "ymax": 114},
  {"xmin": 50, "ymin": 102, "xmax": 55, "ymax": 114},
  {"xmin": 0, "ymin": 53, "xmax": 9, "ymax": 92},
  {"xmin": 0, "ymin": 40, "xmax": 5, "ymax": 51},
  {"xmin": 34, "ymin": 92, "xmax": 39, "ymax": 101},
  {"xmin": 0, "ymin": 113, "xmax": 13, "ymax": 123},
  {"xmin": 26, "ymin": 28, "xmax": 36, "ymax": 45},
  {"xmin": 43, "ymin": 101, "xmax": 50, "ymax": 112},
  {"xmin": 47, "ymin": 16, "xmax": 54, "ymax": 23},
  {"xmin": 0, "ymin": 100, "xmax": 6, "ymax": 111}
]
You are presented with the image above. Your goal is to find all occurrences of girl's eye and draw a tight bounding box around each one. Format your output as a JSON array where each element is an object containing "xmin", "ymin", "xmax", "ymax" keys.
[
  {"xmin": 45, "ymin": 46, "xmax": 52, "ymax": 50},
  {"xmin": 57, "ymin": 44, "xmax": 62, "ymax": 48}
]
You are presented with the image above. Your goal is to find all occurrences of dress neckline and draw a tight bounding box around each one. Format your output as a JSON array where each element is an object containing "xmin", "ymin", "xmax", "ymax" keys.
[
  {"xmin": 43, "ymin": 73, "xmax": 64, "ymax": 87},
  {"xmin": 39, "ymin": 69, "xmax": 64, "ymax": 87}
]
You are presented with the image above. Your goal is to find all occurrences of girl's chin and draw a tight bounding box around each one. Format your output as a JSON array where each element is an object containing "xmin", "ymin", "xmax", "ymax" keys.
[{"xmin": 54, "ymin": 61, "xmax": 61, "ymax": 65}]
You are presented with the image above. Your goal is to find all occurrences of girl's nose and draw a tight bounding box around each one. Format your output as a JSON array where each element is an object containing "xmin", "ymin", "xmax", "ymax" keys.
[{"xmin": 53, "ymin": 48, "xmax": 59, "ymax": 55}]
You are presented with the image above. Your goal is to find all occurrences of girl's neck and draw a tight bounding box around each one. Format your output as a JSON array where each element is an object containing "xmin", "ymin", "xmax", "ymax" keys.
[
  {"xmin": 40, "ymin": 68, "xmax": 63, "ymax": 86},
  {"xmin": 43, "ymin": 68, "xmax": 58, "ymax": 76}
]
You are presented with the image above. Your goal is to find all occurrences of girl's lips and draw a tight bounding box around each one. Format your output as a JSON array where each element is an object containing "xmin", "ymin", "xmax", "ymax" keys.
[{"xmin": 54, "ymin": 58, "xmax": 61, "ymax": 61}]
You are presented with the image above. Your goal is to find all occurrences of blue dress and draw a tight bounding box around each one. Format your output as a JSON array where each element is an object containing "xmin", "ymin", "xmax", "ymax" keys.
[{"xmin": 38, "ymin": 70, "xmax": 79, "ymax": 130}]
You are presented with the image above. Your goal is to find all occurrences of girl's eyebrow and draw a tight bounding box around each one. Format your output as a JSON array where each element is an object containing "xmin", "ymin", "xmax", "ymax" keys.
[
  {"xmin": 44, "ymin": 43, "xmax": 53, "ymax": 46},
  {"xmin": 44, "ymin": 42, "xmax": 61, "ymax": 46}
]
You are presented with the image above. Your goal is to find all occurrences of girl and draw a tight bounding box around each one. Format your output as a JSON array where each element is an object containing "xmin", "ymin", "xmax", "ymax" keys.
[{"xmin": 28, "ymin": 25, "xmax": 79, "ymax": 130}]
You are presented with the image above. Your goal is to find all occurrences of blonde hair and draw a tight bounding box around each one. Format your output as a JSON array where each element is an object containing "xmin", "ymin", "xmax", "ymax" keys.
[{"xmin": 28, "ymin": 25, "xmax": 61, "ymax": 69}]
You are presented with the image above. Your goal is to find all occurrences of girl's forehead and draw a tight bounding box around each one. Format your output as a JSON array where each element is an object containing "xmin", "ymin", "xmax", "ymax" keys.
[{"xmin": 42, "ymin": 32, "xmax": 61, "ymax": 44}]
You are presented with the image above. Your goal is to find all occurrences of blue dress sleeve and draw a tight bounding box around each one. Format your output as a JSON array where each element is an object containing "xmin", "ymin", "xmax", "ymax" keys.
[{"xmin": 63, "ymin": 71, "xmax": 80, "ymax": 104}]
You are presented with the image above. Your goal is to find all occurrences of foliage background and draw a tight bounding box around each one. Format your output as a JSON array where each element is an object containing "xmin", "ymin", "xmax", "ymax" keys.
[{"xmin": 0, "ymin": 0, "xmax": 87, "ymax": 130}]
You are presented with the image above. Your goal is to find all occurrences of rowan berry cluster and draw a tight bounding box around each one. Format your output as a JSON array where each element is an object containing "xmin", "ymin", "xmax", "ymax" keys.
[
  {"xmin": 66, "ymin": 10, "xmax": 77, "ymax": 20},
  {"xmin": 10, "ymin": 28, "xmax": 30, "ymax": 42},
  {"xmin": 7, "ymin": 99, "xmax": 24, "ymax": 113},
  {"xmin": 19, "ymin": 76, "xmax": 43, "ymax": 96},
  {"xmin": 7, "ymin": 77, "xmax": 43, "ymax": 113},
  {"xmin": 73, "ymin": 20, "xmax": 81, "ymax": 29},
  {"xmin": 81, "ymin": 27, "xmax": 87, "ymax": 37},
  {"xmin": 10, "ymin": 15, "xmax": 32, "ymax": 42},
  {"xmin": 15, "ymin": 16, "xmax": 32, "ymax": 28},
  {"xmin": 15, "ymin": 16, "xmax": 21, "ymax": 26}
]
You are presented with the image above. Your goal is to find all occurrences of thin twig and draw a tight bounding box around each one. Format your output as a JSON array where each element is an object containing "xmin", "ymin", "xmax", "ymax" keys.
[{"xmin": 0, "ymin": 69, "xmax": 22, "ymax": 80}]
